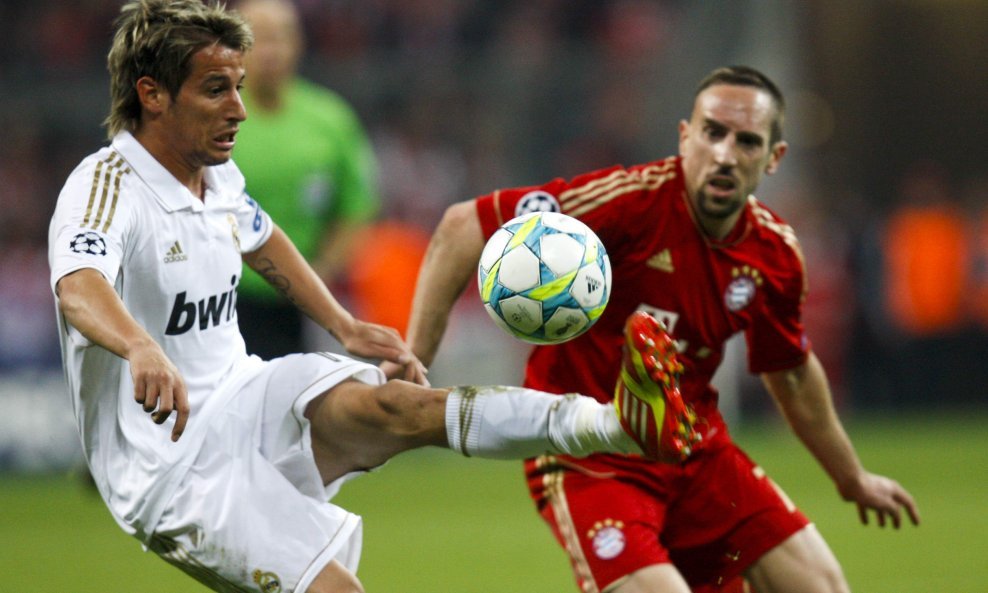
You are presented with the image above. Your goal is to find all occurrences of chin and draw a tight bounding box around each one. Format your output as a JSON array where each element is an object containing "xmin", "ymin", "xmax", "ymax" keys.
[
  {"xmin": 699, "ymin": 197, "xmax": 743, "ymax": 221},
  {"xmin": 204, "ymin": 153, "xmax": 233, "ymax": 166}
]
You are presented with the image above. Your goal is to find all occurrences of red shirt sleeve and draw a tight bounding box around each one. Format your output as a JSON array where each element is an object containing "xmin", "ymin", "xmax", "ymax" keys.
[
  {"xmin": 475, "ymin": 181, "xmax": 568, "ymax": 239},
  {"xmin": 744, "ymin": 233, "xmax": 812, "ymax": 374},
  {"xmin": 474, "ymin": 164, "xmax": 634, "ymax": 238}
]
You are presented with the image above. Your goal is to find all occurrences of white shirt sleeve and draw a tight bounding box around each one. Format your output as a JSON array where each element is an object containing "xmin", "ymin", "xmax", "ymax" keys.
[
  {"xmin": 48, "ymin": 153, "xmax": 131, "ymax": 292},
  {"xmin": 235, "ymin": 192, "xmax": 274, "ymax": 254}
]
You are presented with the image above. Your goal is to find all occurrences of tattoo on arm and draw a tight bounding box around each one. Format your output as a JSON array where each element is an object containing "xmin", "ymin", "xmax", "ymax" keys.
[{"xmin": 252, "ymin": 257, "xmax": 296, "ymax": 304}]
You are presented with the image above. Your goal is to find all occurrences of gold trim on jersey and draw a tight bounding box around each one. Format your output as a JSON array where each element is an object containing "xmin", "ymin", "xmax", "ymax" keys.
[
  {"xmin": 150, "ymin": 534, "xmax": 255, "ymax": 593},
  {"xmin": 544, "ymin": 465, "xmax": 601, "ymax": 593},
  {"xmin": 455, "ymin": 386, "xmax": 478, "ymax": 457},
  {"xmin": 560, "ymin": 161, "xmax": 677, "ymax": 219},
  {"xmin": 747, "ymin": 196, "xmax": 809, "ymax": 302},
  {"xmin": 492, "ymin": 189, "xmax": 504, "ymax": 227},
  {"xmin": 82, "ymin": 152, "xmax": 130, "ymax": 232}
]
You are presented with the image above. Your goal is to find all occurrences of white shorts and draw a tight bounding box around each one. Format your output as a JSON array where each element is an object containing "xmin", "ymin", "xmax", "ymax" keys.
[{"xmin": 149, "ymin": 352, "xmax": 384, "ymax": 593}]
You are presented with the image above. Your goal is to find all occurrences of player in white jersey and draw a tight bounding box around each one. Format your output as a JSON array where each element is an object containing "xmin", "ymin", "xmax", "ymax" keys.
[{"xmin": 47, "ymin": 2, "xmax": 678, "ymax": 592}]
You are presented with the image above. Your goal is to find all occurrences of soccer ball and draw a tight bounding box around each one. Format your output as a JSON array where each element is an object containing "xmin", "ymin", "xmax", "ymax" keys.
[{"xmin": 478, "ymin": 211, "xmax": 611, "ymax": 344}]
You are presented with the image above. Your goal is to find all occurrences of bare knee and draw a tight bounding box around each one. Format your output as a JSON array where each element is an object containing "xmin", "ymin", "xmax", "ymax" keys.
[
  {"xmin": 363, "ymin": 380, "xmax": 449, "ymax": 442},
  {"xmin": 304, "ymin": 559, "xmax": 364, "ymax": 593},
  {"xmin": 611, "ymin": 564, "xmax": 691, "ymax": 593},
  {"xmin": 307, "ymin": 380, "xmax": 449, "ymax": 463},
  {"xmin": 745, "ymin": 525, "xmax": 849, "ymax": 593}
]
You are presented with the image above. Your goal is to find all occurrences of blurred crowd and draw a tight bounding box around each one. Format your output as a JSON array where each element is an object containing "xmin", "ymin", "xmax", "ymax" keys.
[{"xmin": 1, "ymin": 0, "xmax": 984, "ymax": 410}]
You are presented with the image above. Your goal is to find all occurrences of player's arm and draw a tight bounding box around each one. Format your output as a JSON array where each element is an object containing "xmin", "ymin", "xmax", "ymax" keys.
[
  {"xmin": 761, "ymin": 352, "xmax": 921, "ymax": 528},
  {"xmin": 403, "ymin": 200, "xmax": 486, "ymax": 367},
  {"xmin": 56, "ymin": 268, "xmax": 189, "ymax": 441},
  {"xmin": 243, "ymin": 224, "xmax": 427, "ymax": 383}
]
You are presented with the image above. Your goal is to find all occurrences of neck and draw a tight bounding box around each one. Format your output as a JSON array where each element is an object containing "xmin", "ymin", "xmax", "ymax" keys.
[
  {"xmin": 133, "ymin": 127, "xmax": 206, "ymax": 200},
  {"xmin": 699, "ymin": 215, "xmax": 736, "ymax": 241}
]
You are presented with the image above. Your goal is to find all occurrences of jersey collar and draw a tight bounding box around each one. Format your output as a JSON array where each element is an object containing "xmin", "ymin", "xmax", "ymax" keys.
[{"xmin": 111, "ymin": 131, "xmax": 245, "ymax": 212}]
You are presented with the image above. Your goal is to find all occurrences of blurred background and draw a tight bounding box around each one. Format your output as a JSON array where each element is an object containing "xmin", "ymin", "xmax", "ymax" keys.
[{"xmin": 1, "ymin": 1, "xmax": 986, "ymax": 591}]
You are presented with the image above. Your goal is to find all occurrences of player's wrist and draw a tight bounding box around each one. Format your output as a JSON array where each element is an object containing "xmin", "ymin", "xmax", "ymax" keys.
[{"xmin": 834, "ymin": 469, "xmax": 868, "ymax": 500}]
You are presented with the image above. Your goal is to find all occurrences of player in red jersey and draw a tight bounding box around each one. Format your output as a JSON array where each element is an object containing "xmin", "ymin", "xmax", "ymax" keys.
[{"xmin": 398, "ymin": 66, "xmax": 920, "ymax": 592}]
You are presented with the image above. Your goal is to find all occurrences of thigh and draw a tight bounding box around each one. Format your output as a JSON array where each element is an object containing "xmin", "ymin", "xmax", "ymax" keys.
[
  {"xmin": 744, "ymin": 525, "xmax": 848, "ymax": 593},
  {"xmin": 305, "ymin": 377, "xmax": 450, "ymax": 481},
  {"xmin": 258, "ymin": 352, "xmax": 386, "ymax": 493},
  {"xmin": 152, "ymin": 417, "xmax": 363, "ymax": 593},
  {"xmin": 536, "ymin": 463, "xmax": 673, "ymax": 593},
  {"xmin": 664, "ymin": 444, "xmax": 810, "ymax": 589}
]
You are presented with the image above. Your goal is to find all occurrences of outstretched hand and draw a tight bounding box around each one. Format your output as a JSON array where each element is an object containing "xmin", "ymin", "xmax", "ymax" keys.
[
  {"xmin": 129, "ymin": 341, "xmax": 190, "ymax": 442},
  {"xmin": 339, "ymin": 319, "xmax": 430, "ymax": 386},
  {"xmin": 840, "ymin": 471, "xmax": 921, "ymax": 529}
]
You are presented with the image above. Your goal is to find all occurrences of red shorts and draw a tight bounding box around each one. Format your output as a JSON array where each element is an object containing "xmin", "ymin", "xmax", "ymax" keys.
[{"xmin": 525, "ymin": 443, "xmax": 808, "ymax": 592}]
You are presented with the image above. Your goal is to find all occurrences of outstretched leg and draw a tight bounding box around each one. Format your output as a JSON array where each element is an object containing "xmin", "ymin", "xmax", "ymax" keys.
[{"xmin": 305, "ymin": 379, "xmax": 639, "ymax": 485}]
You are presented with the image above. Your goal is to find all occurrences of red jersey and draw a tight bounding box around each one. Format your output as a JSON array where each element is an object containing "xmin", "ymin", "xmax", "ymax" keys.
[{"xmin": 476, "ymin": 156, "xmax": 810, "ymax": 447}]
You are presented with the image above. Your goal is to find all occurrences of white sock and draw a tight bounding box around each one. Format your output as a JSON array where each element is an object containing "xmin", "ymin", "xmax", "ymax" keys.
[{"xmin": 445, "ymin": 386, "xmax": 640, "ymax": 459}]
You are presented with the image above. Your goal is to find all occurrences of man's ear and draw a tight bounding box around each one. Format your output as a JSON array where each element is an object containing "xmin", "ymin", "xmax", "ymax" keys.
[
  {"xmin": 136, "ymin": 76, "xmax": 167, "ymax": 116},
  {"xmin": 677, "ymin": 119, "xmax": 690, "ymax": 155},
  {"xmin": 764, "ymin": 140, "xmax": 788, "ymax": 176}
]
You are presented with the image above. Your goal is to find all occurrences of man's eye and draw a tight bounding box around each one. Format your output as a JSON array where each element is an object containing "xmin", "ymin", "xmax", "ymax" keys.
[{"xmin": 738, "ymin": 136, "xmax": 762, "ymax": 149}]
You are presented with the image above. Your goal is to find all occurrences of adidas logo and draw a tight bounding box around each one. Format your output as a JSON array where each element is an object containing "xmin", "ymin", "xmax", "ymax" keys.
[
  {"xmin": 646, "ymin": 248, "xmax": 674, "ymax": 273},
  {"xmin": 164, "ymin": 241, "xmax": 188, "ymax": 264}
]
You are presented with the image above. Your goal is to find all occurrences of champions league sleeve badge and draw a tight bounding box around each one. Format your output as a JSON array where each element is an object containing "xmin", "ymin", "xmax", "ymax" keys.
[
  {"xmin": 514, "ymin": 190, "xmax": 560, "ymax": 217},
  {"xmin": 69, "ymin": 231, "xmax": 108, "ymax": 256}
]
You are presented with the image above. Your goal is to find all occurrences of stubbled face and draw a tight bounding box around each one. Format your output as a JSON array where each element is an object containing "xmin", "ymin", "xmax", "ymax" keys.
[
  {"xmin": 159, "ymin": 43, "xmax": 247, "ymax": 170},
  {"xmin": 679, "ymin": 84, "xmax": 786, "ymax": 238}
]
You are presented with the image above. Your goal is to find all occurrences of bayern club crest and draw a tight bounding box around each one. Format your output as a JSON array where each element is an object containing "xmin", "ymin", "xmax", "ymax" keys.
[
  {"xmin": 587, "ymin": 519, "xmax": 626, "ymax": 560},
  {"xmin": 514, "ymin": 190, "xmax": 560, "ymax": 217},
  {"xmin": 724, "ymin": 266, "xmax": 763, "ymax": 311}
]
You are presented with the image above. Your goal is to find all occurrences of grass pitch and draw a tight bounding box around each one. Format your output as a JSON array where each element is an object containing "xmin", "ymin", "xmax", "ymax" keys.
[{"xmin": 2, "ymin": 410, "xmax": 985, "ymax": 592}]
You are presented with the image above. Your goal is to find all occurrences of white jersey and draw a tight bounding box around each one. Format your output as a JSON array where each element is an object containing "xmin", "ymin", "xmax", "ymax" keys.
[{"xmin": 48, "ymin": 131, "xmax": 273, "ymax": 539}]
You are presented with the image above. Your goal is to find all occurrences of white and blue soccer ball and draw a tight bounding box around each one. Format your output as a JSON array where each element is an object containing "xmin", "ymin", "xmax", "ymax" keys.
[{"xmin": 478, "ymin": 211, "xmax": 611, "ymax": 345}]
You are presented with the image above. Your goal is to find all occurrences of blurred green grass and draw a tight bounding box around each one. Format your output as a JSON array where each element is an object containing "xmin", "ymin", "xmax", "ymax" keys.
[{"xmin": 2, "ymin": 410, "xmax": 985, "ymax": 592}]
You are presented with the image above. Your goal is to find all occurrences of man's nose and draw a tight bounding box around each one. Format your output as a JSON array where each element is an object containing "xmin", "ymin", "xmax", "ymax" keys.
[
  {"xmin": 230, "ymin": 90, "xmax": 247, "ymax": 122},
  {"xmin": 713, "ymin": 138, "xmax": 737, "ymax": 166}
]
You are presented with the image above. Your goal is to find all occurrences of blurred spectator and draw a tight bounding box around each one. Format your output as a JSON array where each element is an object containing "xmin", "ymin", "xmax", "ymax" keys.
[
  {"xmin": 373, "ymin": 96, "xmax": 468, "ymax": 230},
  {"xmin": 0, "ymin": 121, "xmax": 59, "ymax": 369},
  {"xmin": 961, "ymin": 175, "xmax": 988, "ymax": 330},
  {"xmin": 881, "ymin": 162, "xmax": 968, "ymax": 336},
  {"xmin": 233, "ymin": 0, "xmax": 381, "ymax": 359},
  {"xmin": 345, "ymin": 221, "xmax": 431, "ymax": 336}
]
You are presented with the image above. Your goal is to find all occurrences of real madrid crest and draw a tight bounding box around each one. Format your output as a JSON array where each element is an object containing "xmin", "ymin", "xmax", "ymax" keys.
[
  {"xmin": 725, "ymin": 265, "xmax": 763, "ymax": 312},
  {"xmin": 252, "ymin": 569, "xmax": 282, "ymax": 593},
  {"xmin": 227, "ymin": 213, "xmax": 242, "ymax": 253}
]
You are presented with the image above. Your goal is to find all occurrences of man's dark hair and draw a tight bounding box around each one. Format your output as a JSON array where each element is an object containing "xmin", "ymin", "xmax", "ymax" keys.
[{"xmin": 696, "ymin": 66, "xmax": 786, "ymax": 145}]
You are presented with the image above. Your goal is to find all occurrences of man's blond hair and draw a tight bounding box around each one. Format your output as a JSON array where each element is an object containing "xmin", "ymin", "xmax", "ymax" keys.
[{"xmin": 105, "ymin": 0, "xmax": 253, "ymax": 138}]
